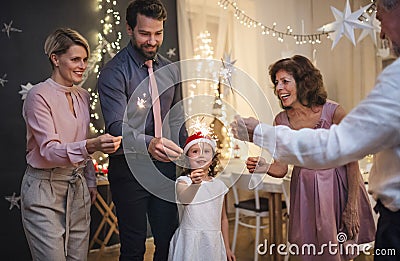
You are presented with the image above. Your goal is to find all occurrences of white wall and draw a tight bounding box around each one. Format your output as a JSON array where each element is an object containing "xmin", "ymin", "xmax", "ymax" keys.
[
  {"xmin": 250, "ymin": 0, "xmax": 379, "ymax": 115},
  {"xmin": 180, "ymin": 0, "xmax": 381, "ymax": 119}
]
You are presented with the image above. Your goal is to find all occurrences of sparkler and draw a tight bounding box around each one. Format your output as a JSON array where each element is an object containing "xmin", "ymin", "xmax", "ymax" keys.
[
  {"xmin": 136, "ymin": 93, "xmax": 148, "ymax": 109},
  {"xmin": 137, "ymin": 97, "xmax": 146, "ymax": 108},
  {"xmin": 188, "ymin": 116, "xmax": 214, "ymax": 137}
]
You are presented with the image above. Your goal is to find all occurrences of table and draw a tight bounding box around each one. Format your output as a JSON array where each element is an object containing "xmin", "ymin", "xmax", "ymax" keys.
[
  {"xmin": 262, "ymin": 175, "xmax": 285, "ymax": 259},
  {"xmin": 89, "ymin": 179, "xmax": 119, "ymax": 260},
  {"xmin": 219, "ymin": 168, "xmax": 286, "ymax": 261}
]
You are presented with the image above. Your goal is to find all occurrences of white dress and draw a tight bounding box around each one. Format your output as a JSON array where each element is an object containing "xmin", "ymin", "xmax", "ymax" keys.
[{"xmin": 168, "ymin": 176, "xmax": 229, "ymax": 261}]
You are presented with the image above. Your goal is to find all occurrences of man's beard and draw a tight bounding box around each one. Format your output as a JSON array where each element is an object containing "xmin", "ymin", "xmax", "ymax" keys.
[{"xmin": 133, "ymin": 41, "xmax": 159, "ymax": 60}]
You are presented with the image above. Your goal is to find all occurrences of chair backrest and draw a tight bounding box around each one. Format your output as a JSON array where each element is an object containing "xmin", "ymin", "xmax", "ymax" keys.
[
  {"xmin": 281, "ymin": 176, "xmax": 291, "ymax": 215},
  {"xmin": 230, "ymin": 173, "xmax": 266, "ymax": 209},
  {"xmin": 281, "ymin": 165, "xmax": 293, "ymax": 214}
]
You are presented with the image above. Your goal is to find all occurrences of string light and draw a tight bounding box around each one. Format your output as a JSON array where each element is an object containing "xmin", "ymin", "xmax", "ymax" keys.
[
  {"xmin": 80, "ymin": 0, "xmax": 123, "ymax": 168},
  {"xmin": 188, "ymin": 31, "xmax": 232, "ymax": 158},
  {"xmin": 359, "ymin": 0, "xmax": 377, "ymax": 23},
  {"xmin": 86, "ymin": 0, "xmax": 122, "ymax": 135},
  {"xmin": 217, "ymin": 0, "xmax": 376, "ymax": 45},
  {"xmin": 193, "ymin": 31, "xmax": 214, "ymax": 59}
]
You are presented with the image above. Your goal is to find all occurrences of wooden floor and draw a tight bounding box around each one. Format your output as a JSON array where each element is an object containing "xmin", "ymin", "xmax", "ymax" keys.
[
  {"xmin": 88, "ymin": 217, "xmax": 374, "ymax": 261},
  {"xmin": 88, "ymin": 216, "xmax": 274, "ymax": 261}
]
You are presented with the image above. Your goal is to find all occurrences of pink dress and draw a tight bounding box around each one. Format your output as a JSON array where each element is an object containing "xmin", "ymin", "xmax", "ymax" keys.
[{"xmin": 275, "ymin": 101, "xmax": 375, "ymax": 260}]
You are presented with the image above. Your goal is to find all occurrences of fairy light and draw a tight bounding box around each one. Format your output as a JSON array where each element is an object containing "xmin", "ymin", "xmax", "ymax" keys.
[
  {"xmin": 189, "ymin": 30, "xmax": 215, "ymax": 115},
  {"xmin": 359, "ymin": 0, "xmax": 377, "ymax": 23},
  {"xmin": 76, "ymin": 0, "xmax": 124, "ymax": 169},
  {"xmin": 188, "ymin": 31, "xmax": 235, "ymax": 158},
  {"xmin": 193, "ymin": 31, "xmax": 214, "ymax": 59},
  {"xmin": 85, "ymin": 0, "xmax": 122, "ymax": 136},
  {"xmin": 217, "ymin": 0, "xmax": 377, "ymax": 45}
]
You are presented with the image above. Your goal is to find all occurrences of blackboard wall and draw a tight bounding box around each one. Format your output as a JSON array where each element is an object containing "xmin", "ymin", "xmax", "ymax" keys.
[{"xmin": 0, "ymin": 0, "xmax": 179, "ymax": 258}]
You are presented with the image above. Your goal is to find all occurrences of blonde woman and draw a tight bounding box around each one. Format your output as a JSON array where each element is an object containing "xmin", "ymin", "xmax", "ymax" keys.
[{"xmin": 21, "ymin": 28, "xmax": 121, "ymax": 260}]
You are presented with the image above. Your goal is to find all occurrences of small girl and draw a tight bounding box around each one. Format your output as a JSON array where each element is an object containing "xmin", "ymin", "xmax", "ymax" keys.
[{"xmin": 168, "ymin": 132, "xmax": 236, "ymax": 261}]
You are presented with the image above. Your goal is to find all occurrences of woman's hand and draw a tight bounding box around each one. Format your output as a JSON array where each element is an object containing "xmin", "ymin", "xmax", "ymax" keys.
[
  {"xmin": 88, "ymin": 187, "xmax": 98, "ymax": 204},
  {"xmin": 341, "ymin": 204, "xmax": 360, "ymax": 239},
  {"xmin": 86, "ymin": 134, "xmax": 122, "ymax": 154},
  {"xmin": 342, "ymin": 161, "xmax": 361, "ymax": 239}
]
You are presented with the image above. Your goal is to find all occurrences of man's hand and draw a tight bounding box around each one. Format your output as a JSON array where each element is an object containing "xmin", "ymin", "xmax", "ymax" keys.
[
  {"xmin": 148, "ymin": 137, "xmax": 183, "ymax": 162},
  {"xmin": 230, "ymin": 115, "xmax": 260, "ymax": 142},
  {"xmin": 246, "ymin": 156, "xmax": 269, "ymax": 173}
]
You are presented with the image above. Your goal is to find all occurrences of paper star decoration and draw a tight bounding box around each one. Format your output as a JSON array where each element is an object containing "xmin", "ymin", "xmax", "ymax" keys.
[
  {"xmin": 318, "ymin": 0, "xmax": 373, "ymax": 49},
  {"xmin": 219, "ymin": 67, "xmax": 232, "ymax": 82},
  {"xmin": 5, "ymin": 192, "xmax": 21, "ymax": 210},
  {"xmin": 166, "ymin": 48, "xmax": 176, "ymax": 58},
  {"xmin": 219, "ymin": 52, "xmax": 237, "ymax": 96},
  {"xmin": 357, "ymin": 11, "xmax": 381, "ymax": 46},
  {"xmin": 2, "ymin": 20, "xmax": 22, "ymax": 38},
  {"xmin": 220, "ymin": 52, "xmax": 236, "ymax": 82},
  {"xmin": 222, "ymin": 51, "xmax": 237, "ymax": 67},
  {"xmin": 19, "ymin": 82, "xmax": 34, "ymax": 100},
  {"xmin": 0, "ymin": 74, "xmax": 8, "ymax": 87}
]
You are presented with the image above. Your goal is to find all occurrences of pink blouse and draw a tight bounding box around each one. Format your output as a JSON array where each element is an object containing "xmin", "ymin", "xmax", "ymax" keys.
[{"xmin": 23, "ymin": 78, "xmax": 96, "ymax": 186}]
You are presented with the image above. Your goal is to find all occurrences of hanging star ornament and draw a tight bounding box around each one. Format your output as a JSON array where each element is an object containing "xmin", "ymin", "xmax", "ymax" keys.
[
  {"xmin": 219, "ymin": 52, "xmax": 237, "ymax": 94},
  {"xmin": 19, "ymin": 82, "xmax": 34, "ymax": 100},
  {"xmin": 318, "ymin": 0, "xmax": 373, "ymax": 49},
  {"xmin": 357, "ymin": 11, "xmax": 381, "ymax": 46},
  {"xmin": 5, "ymin": 192, "xmax": 21, "ymax": 210},
  {"xmin": 2, "ymin": 20, "xmax": 22, "ymax": 38},
  {"xmin": 166, "ymin": 48, "xmax": 176, "ymax": 58},
  {"xmin": 220, "ymin": 52, "xmax": 237, "ymax": 77},
  {"xmin": 0, "ymin": 74, "xmax": 8, "ymax": 87},
  {"xmin": 222, "ymin": 51, "xmax": 237, "ymax": 67},
  {"xmin": 219, "ymin": 67, "xmax": 232, "ymax": 82}
]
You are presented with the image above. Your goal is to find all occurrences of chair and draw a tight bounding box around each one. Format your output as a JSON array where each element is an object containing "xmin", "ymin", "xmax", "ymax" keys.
[
  {"xmin": 230, "ymin": 173, "xmax": 269, "ymax": 261},
  {"xmin": 281, "ymin": 175, "xmax": 291, "ymax": 261},
  {"xmin": 89, "ymin": 180, "xmax": 119, "ymax": 260}
]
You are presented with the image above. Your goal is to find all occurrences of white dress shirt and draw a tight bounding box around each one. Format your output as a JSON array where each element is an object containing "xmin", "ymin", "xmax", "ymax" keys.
[{"xmin": 253, "ymin": 58, "xmax": 400, "ymax": 211}]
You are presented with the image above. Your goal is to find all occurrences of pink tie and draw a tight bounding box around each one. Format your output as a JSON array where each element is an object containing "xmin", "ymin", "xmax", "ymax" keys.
[{"xmin": 145, "ymin": 60, "xmax": 162, "ymax": 138}]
